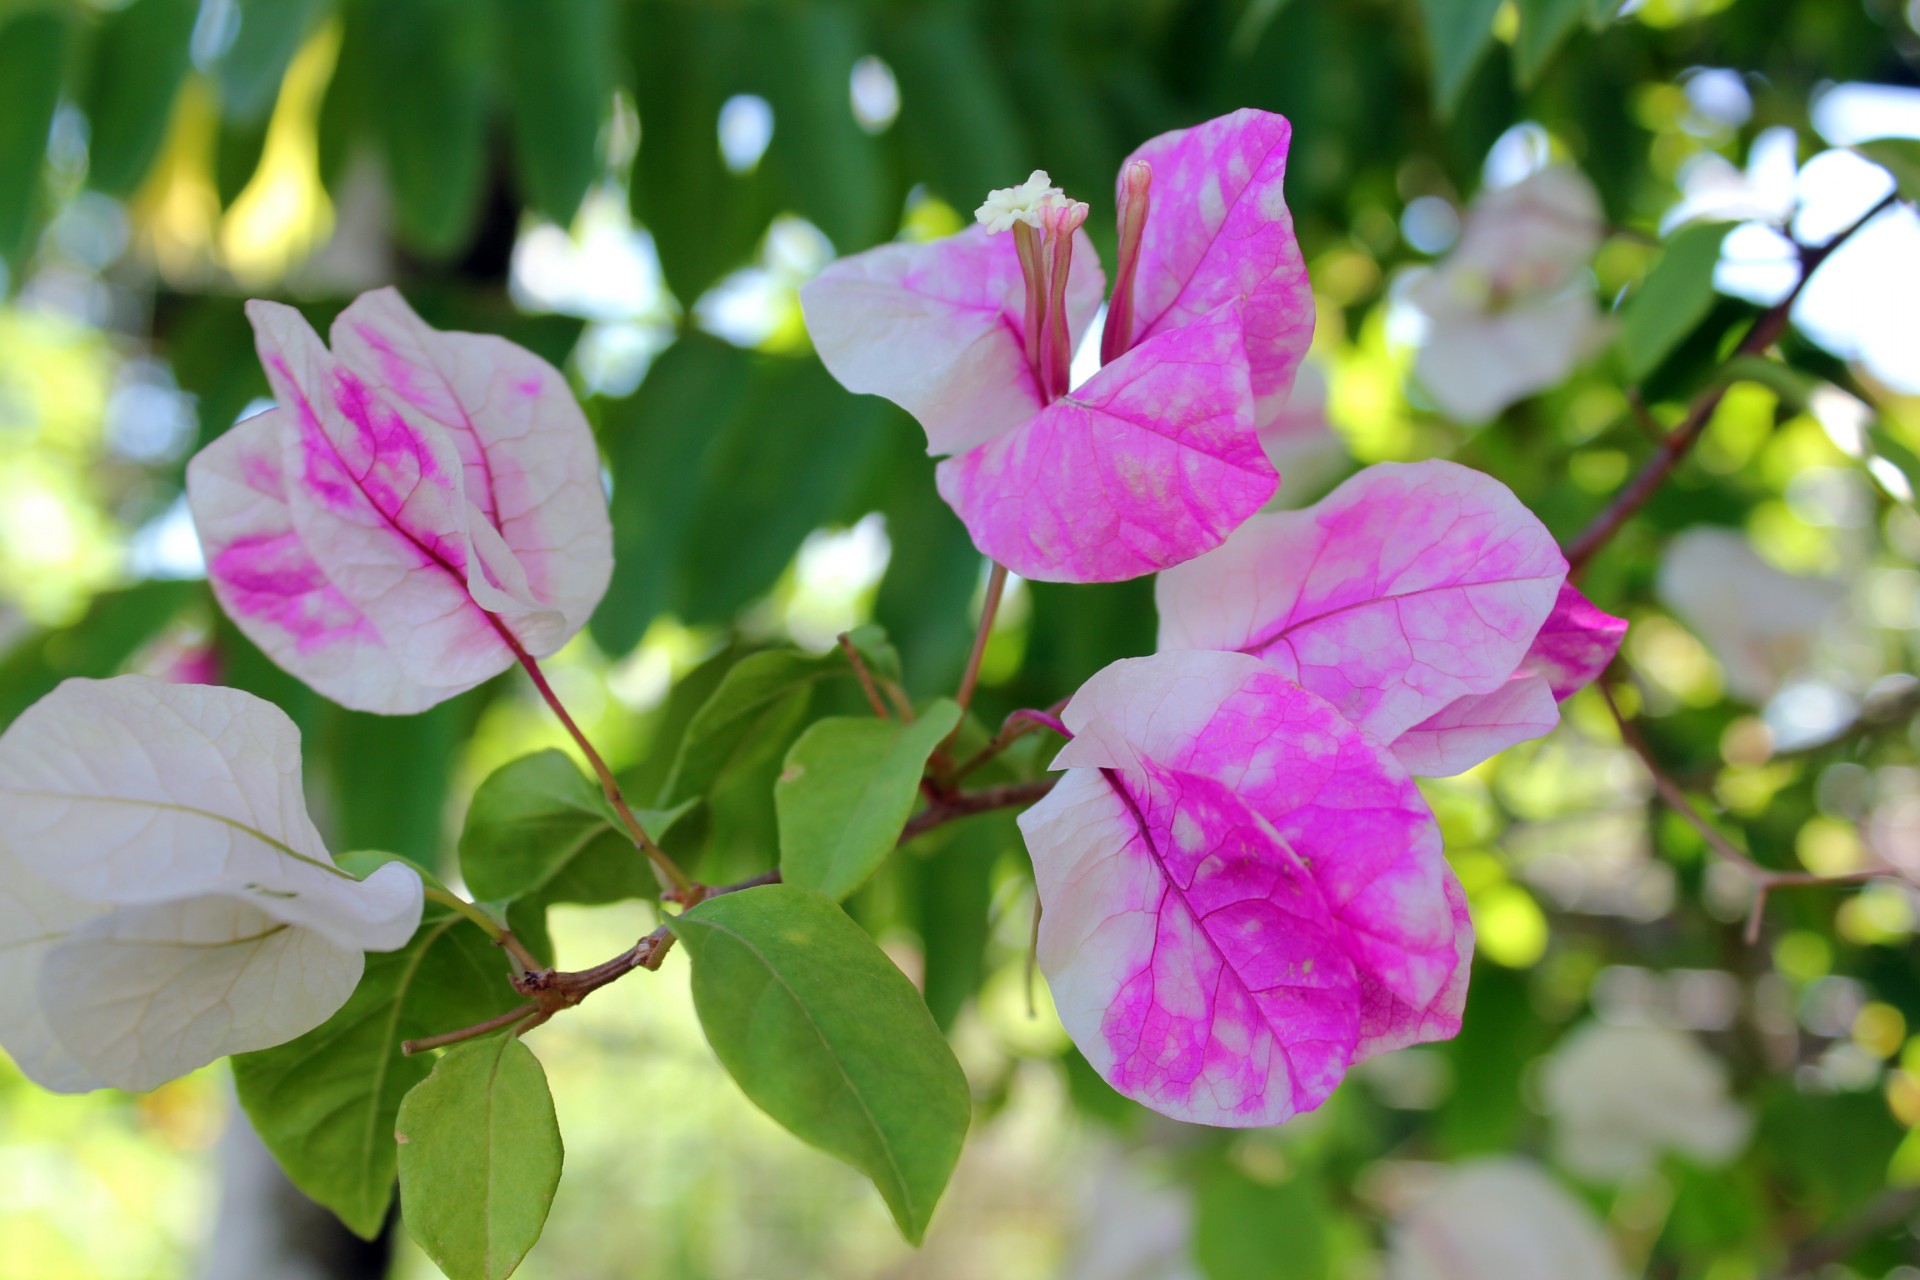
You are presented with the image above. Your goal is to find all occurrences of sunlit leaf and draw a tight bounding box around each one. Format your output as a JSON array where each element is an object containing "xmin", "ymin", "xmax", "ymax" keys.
[
  {"xmin": 667, "ymin": 884, "xmax": 970, "ymax": 1244},
  {"xmin": 776, "ymin": 698, "xmax": 961, "ymax": 900},
  {"xmin": 397, "ymin": 1035, "xmax": 562, "ymax": 1280},
  {"xmin": 1619, "ymin": 221, "xmax": 1734, "ymax": 384}
]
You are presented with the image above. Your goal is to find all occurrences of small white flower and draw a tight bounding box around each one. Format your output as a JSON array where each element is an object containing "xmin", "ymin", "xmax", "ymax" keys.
[
  {"xmin": 975, "ymin": 170, "xmax": 1067, "ymax": 232},
  {"xmin": 0, "ymin": 676, "xmax": 422, "ymax": 1092},
  {"xmin": 1541, "ymin": 1022, "xmax": 1752, "ymax": 1180}
]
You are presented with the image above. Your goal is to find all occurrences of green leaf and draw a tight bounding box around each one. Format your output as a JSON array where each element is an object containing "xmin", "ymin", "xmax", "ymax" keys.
[
  {"xmin": 1513, "ymin": 0, "xmax": 1584, "ymax": 88},
  {"xmin": 777, "ymin": 699, "xmax": 962, "ymax": 900},
  {"xmin": 215, "ymin": 0, "xmax": 331, "ymax": 122},
  {"xmin": 592, "ymin": 334, "xmax": 754, "ymax": 654},
  {"xmin": 661, "ymin": 648, "xmax": 848, "ymax": 805},
  {"xmin": 79, "ymin": 0, "xmax": 199, "ymax": 196},
  {"xmin": 667, "ymin": 885, "xmax": 970, "ymax": 1243},
  {"xmin": 460, "ymin": 749, "xmax": 694, "ymax": 962},
  {"xmin": 495, "ymin": 0, "xmax": 611, "ymax": 224},
  {"xmin": 1419, "ymin": 0, "xmax": 1502, "ymax": 115},
  {"xmin": 0, "ymin": 581, "xmax": 200, "ymax": 727},
  {"xmin": 0, "ymin": 9, "xmax": 70, "ymax": 261},
  {"xmin": 396, "ymin": 1036, "xmax": 563, "ymax": 1280},
  {"xmin": 626, "ymin": 0, "xmax": 773, "ymax": 302},
  {"xmin": 368, "ymin": 0, "xmax": 492, "ymax": 256},
  {"xmin": 1856, "ymin": 137, "xmax": 1920, "ymax": 206},
  {"xmin": 672, "ymin": 353, "xmax": 889, "ymax": 626},
  {"xmin": 881, "ymin": 8, "xmax": 1027, "ymax": 207},
  {"xmin": 231, "ymin": 898, "xmax": 526, "ymax": 1238},
  {"xmin": 756, "ymin": 1, "xmax": 886, "ymax": 252},
  {"xmin": 1619, "ymin": 221, "xmax": 1733, "ymax": 384}
]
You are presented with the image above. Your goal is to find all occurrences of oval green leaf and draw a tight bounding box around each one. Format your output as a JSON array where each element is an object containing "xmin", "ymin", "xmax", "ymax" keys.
[
  {"xmin": 230, "ymin": 895, "xmax": 527, "ymax": 1238},
  {"xmin": 397, "ymin": 1035, "xmax": 563, "ymax": 1280},
  {"xmin": 667, "ymin": 885, "xmax": 970, "ymax": 1244},
  {"xmin": 776, "ymin": 698, "xmax": 962, "ymax": 900}
]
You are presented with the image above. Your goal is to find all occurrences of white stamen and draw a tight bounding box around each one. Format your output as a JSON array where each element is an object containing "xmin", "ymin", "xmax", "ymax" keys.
[{"xmin": 974, "ymin": 170, "xmax": 1066, "ymax": 233}]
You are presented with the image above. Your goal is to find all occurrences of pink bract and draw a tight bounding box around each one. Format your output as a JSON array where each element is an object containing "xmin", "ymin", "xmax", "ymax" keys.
[
  {"xmin": 187, "ymin": 289, "xmax": 612, "ymax": 714},
  {"xmin": 801, "ymin": 109, "xmax": 1314, "ymax": 583},
  {"xmin": 1020, "ymin": 650, "xmax": 1469, "ymax": 1126},
  {"xmin": 1157, "ymin": 460, "xmax": 1630, "ymax": 774}
]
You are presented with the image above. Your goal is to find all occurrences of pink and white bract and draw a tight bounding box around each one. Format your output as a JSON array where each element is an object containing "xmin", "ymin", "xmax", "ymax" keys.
[
  {"xmin": 1156, "ymin": 460, "xmax": 1626, "ymax": 776},
  {"xmin": 187, "ymin": 288, "xmax": 613, "ymax": 715},
  {"xmin": 1020, "ymin": 651, "xmax": 1470, "ymax": 1126},
  {"xmin": 802, "ymin": 109, "xmax": 1313, "ymax": 583}
]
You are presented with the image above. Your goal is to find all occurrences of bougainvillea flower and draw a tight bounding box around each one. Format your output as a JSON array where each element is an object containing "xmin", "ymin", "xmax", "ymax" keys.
[
  {"xmin": 1157, "ymin": 460, "xmax": 1625, "ymax": 775},
  {"xmin": 187, "ymin": 288, "xmax": 613, "ymax": 714},
  {"xmin": 0, "ymin": 677, "xmax": 422, "ymax": 1092},
  {"xmin": 1404, "ymin": 167, "xmax": 1609, "ymax": 422},
  {"xmin": 802, "ymin": 109, "xmax": 1314, "ymax": 583},
  {"xmin": 1019, "ymin": 650, "xmax": 1469, "ymax": 1126}
]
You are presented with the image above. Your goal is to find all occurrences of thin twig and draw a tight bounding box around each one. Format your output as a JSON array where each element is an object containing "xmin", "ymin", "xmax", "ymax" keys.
[
  {"xmin": 956, "ymin": 561, "xmax": 1010, "ymax": 716},
  {"xmin": 1772, "ymin": 1184, "xmax": 1920, "ymax": 1277},
  {"xmin": 404, "ymin": 775, "xmax": 1061, "ymax": 1052},
  {"xmin": 900, "ymin": 778, "xmax": 1057, "ymax": 844},
  {"xmin": 1565, "ymin": 191, "xmax": 1900, "ymax": 578},
  {"xmin": 402, "ymin": 1002, "xmax": 539, "ymax": 1055},
  {"xmin": 505, "ymin": 634, "xmax": 695, "ymax": 899},
  {"xmin": 1602, "ymin": 680, "xmax": 1894, "ymax": 942},
  {"xmin": 838, "ymin": 631, "xmax": 892, "ymax": 720},
  {"xmin": 951, "ymin": 703, "xmax": 1073, "ymax": 783}
]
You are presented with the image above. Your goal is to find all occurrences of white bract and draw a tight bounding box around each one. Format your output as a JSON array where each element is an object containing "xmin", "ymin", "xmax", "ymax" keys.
[
  {"xmin": 1405, "ymin": 167, "xmax": 1610, "ymax": 422},
  {"xmin": 1656, "ymin": 526, "xmax": 1849, "ymax": 703},
  {"xmin": 0, "ymin": 676, "xmax": 422, "ymax": 1093},
  {"xmin": 1386, "ymin": 1158, "xmax": 1627, "ymax": 1280},
  {"xmin": 1541, "ymin": 1022, "xmax": 1751, "ymax": 1180}
]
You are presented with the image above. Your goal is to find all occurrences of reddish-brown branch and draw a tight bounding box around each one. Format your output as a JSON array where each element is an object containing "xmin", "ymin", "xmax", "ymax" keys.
[
  {"xmin": 1565, "ymin": 191, "xmax": 1900, "ymax": 578},
  {"xmin": 900, "ymin": 778, "xmax": 1057, "ymax": 844},
  {"xmin": 1602, "ymin": 680, "xmax": 1898, "ymax": 942},
  {"xmin": 955, "ymin": 561, "xmax": 1009, "ymax": 716},
  {"xmin": 404, "ymin": 775, "xmax": 1058, "ymax": 1051},
  {"xmin": 838, "ymin": 631, "xmax": 892, "ymax": 720}
]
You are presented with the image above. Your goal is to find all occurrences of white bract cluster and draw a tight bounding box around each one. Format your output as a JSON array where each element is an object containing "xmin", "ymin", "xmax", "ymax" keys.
[
  {"xmin": 1404, "ymin": 166, "xmax": 1611, "ymax": 423},
  {"xmin": 0, "ymin": 676, "xmax": 423, "ymax": 1093},
  {"xmin": 1541, "ymin": 1022, "xmax": 1752, "ymax": 1180}
]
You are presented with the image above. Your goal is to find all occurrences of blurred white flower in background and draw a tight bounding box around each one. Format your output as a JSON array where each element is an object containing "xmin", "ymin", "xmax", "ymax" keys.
[
  {"xmin": 1402, "ymin": 167, "xmax": 1610, "ymax": 422},
  {"xmin": 1058, "ymin": 1148, "xmax": 1199, "ymax": 1280},
  {"xmin": 1542, "ymin": 1022, "xmax": 1752, "ymax": 1180},
  {"xmin": 1657, "ymin": 526, "xmax": 1849, "ymax": 705},
  {"xmin": 1385, "ymin": 1158, "xmax": 1627, "ymax": 1280}
]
